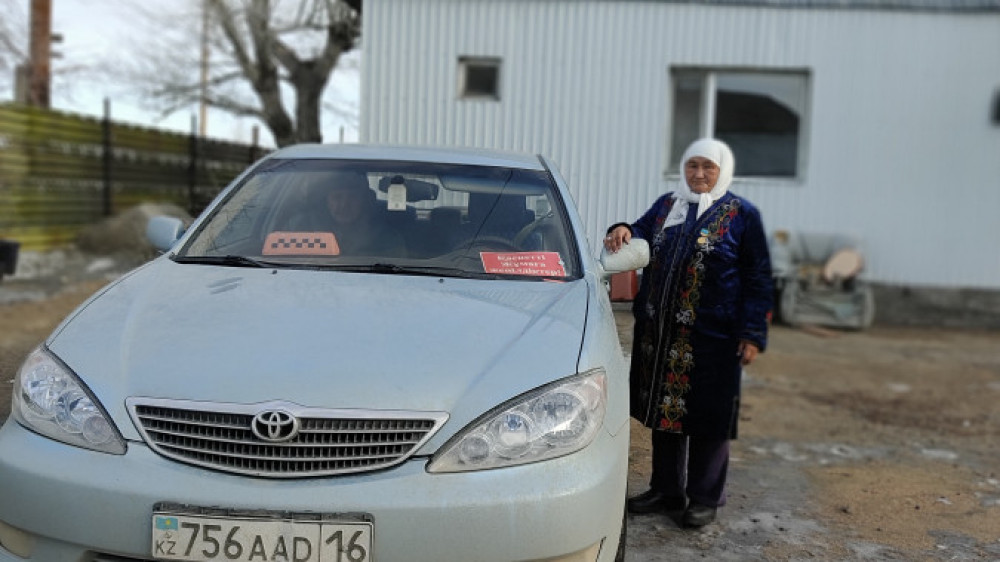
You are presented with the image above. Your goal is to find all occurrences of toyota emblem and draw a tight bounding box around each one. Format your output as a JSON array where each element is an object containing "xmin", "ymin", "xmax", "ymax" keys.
[{"xmin": 251, "ymin": 410, "xmax": 300, "ymax": 442}]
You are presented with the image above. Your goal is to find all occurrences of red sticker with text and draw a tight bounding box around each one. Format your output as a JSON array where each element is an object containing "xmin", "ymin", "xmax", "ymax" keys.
[{"xmin": 480, "ymin": 252, "xmax": 566, "ymax": 277}]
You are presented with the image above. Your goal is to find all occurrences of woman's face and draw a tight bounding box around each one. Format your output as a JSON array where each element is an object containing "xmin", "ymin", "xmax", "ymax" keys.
[{"xmin": 684, "ymin": 156, "xmax": 720, "ymax": 194}]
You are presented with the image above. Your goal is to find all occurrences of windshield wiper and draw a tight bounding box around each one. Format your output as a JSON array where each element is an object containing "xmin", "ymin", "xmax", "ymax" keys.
[
  {"xmin": 173, "ymin": 255, "xmax": 278, "ymax": 268},
  {"xmin": 370, "ymin": 263, "xmax": 482, "ymax": 278},
  {"xmin": 325, "ymin": 263, "xmax": 482, "ymax": 279}
]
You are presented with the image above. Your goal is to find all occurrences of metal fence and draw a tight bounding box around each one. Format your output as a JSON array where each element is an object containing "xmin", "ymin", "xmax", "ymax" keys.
[{"xmin": 0, "ymin": 102, "xmax": 267, "ymax": 250}]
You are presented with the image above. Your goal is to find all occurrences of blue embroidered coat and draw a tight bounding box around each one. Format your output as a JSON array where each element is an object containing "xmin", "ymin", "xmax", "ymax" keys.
[{"xmin": 625, "ymin": 192, "xmax": 773, "ymax": 439}]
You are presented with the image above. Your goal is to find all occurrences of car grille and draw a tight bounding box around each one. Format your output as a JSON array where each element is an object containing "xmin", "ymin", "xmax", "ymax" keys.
[{"xmin": 127, "ymin": 399, "xmax": 448, "ymax": 478}]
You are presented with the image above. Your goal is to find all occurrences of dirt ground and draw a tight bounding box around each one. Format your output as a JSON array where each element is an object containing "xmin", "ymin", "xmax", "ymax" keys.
[
  {"xmin": 615, "ymin": 313, "xmax": 1000, "ymax": 561},
  {"xmin": 1, "ymin": 259, "xmax": 999, "ymax": 561}
]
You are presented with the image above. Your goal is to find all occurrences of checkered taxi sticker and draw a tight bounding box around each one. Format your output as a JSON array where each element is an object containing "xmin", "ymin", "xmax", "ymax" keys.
[{"xmin": 262, "ymin": 231, "xmax": 340, "ymax": 255}]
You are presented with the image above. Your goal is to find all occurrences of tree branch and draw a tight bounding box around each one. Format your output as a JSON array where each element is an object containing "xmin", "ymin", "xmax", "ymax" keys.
[
  {"xmin": 209, "ymin": 0, "xmax": 258, "ymax": 85},
  {"xmin": 271, "ymin": 37, "xmax": 301, "ymax": 73},
  {"xmin": 205, "ymin": 94, "xmax": 266, "ymax": 118},
  {"xmin": 320, "ymin": 1, "xmax": 359, "ymax": 73},
  {"xmin": 150, "ymin": 70, "xmax": 247, "ymax": 99}
]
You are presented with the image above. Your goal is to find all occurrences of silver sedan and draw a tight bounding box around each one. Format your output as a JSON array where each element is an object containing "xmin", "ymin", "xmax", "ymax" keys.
[{"xmin": 0, "ymin": 144, "xmax": 630, "ymax": 562}]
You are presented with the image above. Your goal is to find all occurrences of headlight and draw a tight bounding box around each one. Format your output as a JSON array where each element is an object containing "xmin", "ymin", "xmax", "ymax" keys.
[
  {"xmin": 428, "ymin": 369, "xmax": 606, "ymax": 473},
  {"xmin": 12, "ymin": 346, "xmax": 126, "ymax": 455}
]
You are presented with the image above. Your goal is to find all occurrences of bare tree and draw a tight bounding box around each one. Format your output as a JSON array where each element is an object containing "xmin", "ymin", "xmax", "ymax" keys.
[{"xmin": 121, "ymin": 0, "xmax": 360, "ymax": 147}]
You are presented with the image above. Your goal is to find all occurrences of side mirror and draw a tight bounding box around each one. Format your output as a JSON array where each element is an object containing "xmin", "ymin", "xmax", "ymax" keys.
[
  {"xmin": 146, "ymin": 216, "xmax": 186, "ymax": 252},
  {"xmin": 599, "ymin": 238, "xmax": 650, "ymax": 277}
]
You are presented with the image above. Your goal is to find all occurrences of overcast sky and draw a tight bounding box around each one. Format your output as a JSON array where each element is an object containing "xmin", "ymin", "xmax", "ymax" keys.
[{"xmin": 6, "ymin": 0, "xmax": 361, "ymax": 147}]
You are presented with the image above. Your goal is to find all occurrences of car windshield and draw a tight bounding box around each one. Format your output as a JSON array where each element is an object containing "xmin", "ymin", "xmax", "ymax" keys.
[{"xmin": 176, "ymin": 158, "xmax": 581, "ymax": 280}]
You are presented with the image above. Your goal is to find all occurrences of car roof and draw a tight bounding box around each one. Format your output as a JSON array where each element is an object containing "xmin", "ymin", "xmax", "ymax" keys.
[{"xmin": 268, "ymin": 144, "xmax": 547, "ymax": 171}]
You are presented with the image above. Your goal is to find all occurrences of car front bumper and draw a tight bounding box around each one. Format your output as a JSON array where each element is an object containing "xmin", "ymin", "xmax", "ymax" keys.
[{"xmin": 0, "ymin": 419, "xmax": 627, "ymax": 562}]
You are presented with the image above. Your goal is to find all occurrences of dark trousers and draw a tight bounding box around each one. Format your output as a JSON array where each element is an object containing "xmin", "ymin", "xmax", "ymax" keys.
[{"xmin": 650, "ymin": 431, "xmax": 730, "ymax": 507}]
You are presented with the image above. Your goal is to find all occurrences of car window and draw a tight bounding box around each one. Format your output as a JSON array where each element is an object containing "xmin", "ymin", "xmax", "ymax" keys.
[{"xmin": 178, "ymin": 159, "xmax": 581, "ymax": 280}]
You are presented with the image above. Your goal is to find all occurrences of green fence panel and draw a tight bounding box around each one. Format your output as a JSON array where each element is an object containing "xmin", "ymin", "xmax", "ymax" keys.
[{"xmin": 0, "ymin": 103, "xmax": 268, "ymax": 251}]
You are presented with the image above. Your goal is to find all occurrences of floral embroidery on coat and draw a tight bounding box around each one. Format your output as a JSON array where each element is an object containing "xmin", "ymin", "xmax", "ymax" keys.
[{"xmin": 655, "ymin": 199, "xmax": 741, "ymax": 432}]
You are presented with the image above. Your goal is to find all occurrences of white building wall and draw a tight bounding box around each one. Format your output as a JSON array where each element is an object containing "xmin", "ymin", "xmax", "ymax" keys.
[{"xmin": 360, "ymin": 0, "xmax": 1000, "ymax": 289}]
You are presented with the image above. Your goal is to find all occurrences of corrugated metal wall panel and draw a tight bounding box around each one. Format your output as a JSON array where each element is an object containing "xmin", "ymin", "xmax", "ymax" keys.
[{"xmin": 361, "ymin": 0, "xmax": 1000, "ymax": 289}]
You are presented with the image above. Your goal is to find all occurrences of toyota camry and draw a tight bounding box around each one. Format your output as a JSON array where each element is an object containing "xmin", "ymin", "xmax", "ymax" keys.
[{"xmin": 0, "ymin": 144, "xmax": 630, "ymax": 562}]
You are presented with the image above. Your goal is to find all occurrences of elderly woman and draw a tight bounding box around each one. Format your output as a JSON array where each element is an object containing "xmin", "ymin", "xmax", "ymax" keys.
[{"xmin": 604, "ymin": 138, "xmax": 773, "ymax": 528}]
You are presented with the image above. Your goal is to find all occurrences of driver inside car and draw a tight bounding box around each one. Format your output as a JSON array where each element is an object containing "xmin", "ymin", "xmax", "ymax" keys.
[{"xmin": 285, "ymin": 170, "xmax": 406, "ymax": 257}]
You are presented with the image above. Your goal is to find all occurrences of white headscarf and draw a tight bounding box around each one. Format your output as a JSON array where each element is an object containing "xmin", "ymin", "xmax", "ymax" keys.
[{"xmin": 671, "ymin": 138, "xmax": 736, "ymax": 221}]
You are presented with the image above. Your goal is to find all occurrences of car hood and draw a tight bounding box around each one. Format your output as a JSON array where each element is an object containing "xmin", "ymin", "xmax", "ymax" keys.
[{"xmin": 47, "ymin": 258, "xmax": 589, "ymax": 448}]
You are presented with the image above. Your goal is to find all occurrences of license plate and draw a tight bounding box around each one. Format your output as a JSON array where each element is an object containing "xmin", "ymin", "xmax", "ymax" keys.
[{"xmin": 151, "ymin": 509, "xmax": 373, "ymax": 562}]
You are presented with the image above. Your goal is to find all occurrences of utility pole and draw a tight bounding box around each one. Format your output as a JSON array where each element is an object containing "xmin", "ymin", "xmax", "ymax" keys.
[
  {"xmin": 27, "ymin": 0, "xmax": 52, "ymax": 107},
  {"xmin": 199, "ymin": 0, "xmax": 209, "ymax": 137}
]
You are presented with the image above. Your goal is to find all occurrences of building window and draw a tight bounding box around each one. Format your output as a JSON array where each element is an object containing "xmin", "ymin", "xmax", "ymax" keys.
[
  {"xmin": 458, "ymin": 56, "xmax": 501, "ymax": 100},
  {"xmin": 669, "ymin": 68, "xmax": 809, "ymax": 178}
]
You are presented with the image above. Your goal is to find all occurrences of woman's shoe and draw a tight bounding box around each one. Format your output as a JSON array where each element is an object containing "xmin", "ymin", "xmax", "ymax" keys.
[
  {"xmin": 682, "ymin": 503, "xmax": 717, "ymax": 527},
  {"xmin": 626, "ymin": 490, "xmax": 687, "ymax": 514}
]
